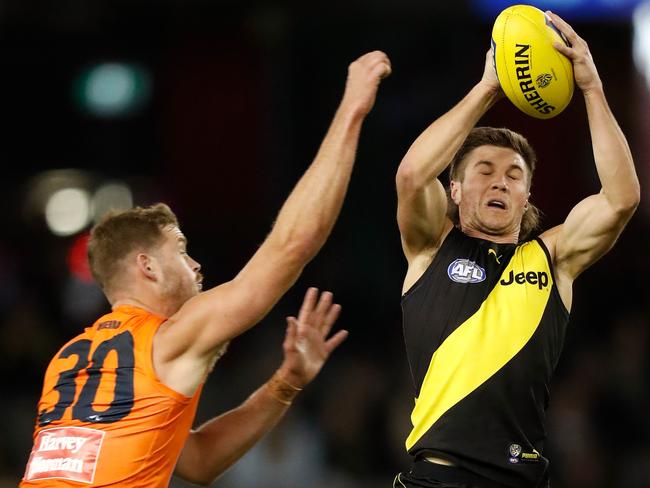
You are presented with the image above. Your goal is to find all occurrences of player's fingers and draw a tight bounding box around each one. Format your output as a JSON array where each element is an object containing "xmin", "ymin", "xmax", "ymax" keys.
[
  {"xmin": 485, "ymin": 48, "xmax": 497, "ymax": 70},
  {"xmin": 552, "ymin": 41, "xmax": 575, "ymax": 59},
  {"xmin": 314, "ymin": 290, "xmax": 334, "ymax": 322},
  {"xmin": 374, "ymin": 62, "xmax": 392, "ymax": 80},
  {"xmin": 298, "ymin": 287, "xmax": 319, "ymax": 323},
  {"xmin": 324, "ymin": 330, "xmax": 349, "ymax": 355},
  {"xmin": 546, "ymin": 11, "xmax": 578, "ymax": 45},
  {"xmin": 320, "ymin": 303, "xmax": 342, "ymax": 336},
  {"xmin": 283, "ymin": 317, "xmax": 298, "ymax": 349},
  {"xmin": 376, "ymin": 52, "xmax": 392, "ymax": 77},
  {"xmin": 355, "ymin": 51, "xmax": 391, "ymax": 77},
  {"xmin": 352, "ymin": 50, "xmax": 386, "ymax": 70},
  {"xmin": 364, "ymin": 50, "xmax": 389, "ymax": 63}
]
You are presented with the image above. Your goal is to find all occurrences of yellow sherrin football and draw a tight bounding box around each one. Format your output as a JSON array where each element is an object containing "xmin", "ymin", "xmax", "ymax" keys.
[{"xmin": 492, "ymin": 4, "xmax": 574, "ymax": 119}]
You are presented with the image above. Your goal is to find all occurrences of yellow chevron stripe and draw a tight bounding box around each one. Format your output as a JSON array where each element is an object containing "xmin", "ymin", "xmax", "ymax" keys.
[{"xmin": 406, "ymin": 240, "xmax": 552, "ymax": 450}]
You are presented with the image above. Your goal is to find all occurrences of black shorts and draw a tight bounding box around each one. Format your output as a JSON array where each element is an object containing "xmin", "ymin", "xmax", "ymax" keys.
[{"xmin": 393, "ymin": 460, "xmax": 506, "ymax": 488}]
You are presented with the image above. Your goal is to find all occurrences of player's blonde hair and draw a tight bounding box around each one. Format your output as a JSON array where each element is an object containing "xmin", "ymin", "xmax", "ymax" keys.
[
  {"xmin": 88, "ymin": 203, "xmax": 179, "ymax": 294},
  {"xmin": 447, "ymin": 127, "xmax": 541, "ymax": 241}
]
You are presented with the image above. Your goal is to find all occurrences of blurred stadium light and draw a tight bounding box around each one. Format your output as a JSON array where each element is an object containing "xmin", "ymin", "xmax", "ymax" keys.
[
  {"xmin": 74, "ymin": 62, "xmax": 151, "ymax": 118},
  {"xmin": 634, "ymin": 2, "xmax": 650, "ymax": 89},
  {"xmin": 45, "ymin": 187, "xmax": 91, "ymax": 236},
  {"xmin": 27, "ymin": 170, "xmax": 134, "ymax": 236},
  {"xmin": 91, "ymin": 182, "xmax": 134, "ymax": 223}
]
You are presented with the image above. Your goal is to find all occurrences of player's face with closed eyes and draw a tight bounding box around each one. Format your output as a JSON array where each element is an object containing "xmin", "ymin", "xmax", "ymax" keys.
[{"xmin": 451, "ymin": 145, "xmax": 530, "ymax": 238}]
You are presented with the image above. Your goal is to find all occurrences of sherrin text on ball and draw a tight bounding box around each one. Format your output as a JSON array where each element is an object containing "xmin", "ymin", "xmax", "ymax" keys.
[{"xmin": 492, "ymin": 4, "xmax": 574, "ymax": 119}]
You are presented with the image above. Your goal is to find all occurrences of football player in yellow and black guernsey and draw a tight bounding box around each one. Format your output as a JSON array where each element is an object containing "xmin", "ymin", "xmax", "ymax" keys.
[{"xmin": 393, "ymin": 12, "xmax": 639, "ymax": 488}]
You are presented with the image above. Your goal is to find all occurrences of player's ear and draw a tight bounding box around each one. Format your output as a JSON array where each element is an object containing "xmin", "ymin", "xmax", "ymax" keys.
[
  {"xmin": 450, "ymin": 180, "xmax": 462, "ymax": 205},
  {"xmin": 136, "ymin": 253, "xmax": 158, "ymax": 281}
]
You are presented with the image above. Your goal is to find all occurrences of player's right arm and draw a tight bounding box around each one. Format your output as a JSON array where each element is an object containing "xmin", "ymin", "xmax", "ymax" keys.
[
  {"xmin": 154, "ymin": 52, "xmax": 390, "ymax": 393},
  {"xmin": 396, "ymin": 50, "xmax": 503, "ymax": 268},
  {"xmin": 174, "ymin": 289, "xmax": 347, "ymax": 486}
]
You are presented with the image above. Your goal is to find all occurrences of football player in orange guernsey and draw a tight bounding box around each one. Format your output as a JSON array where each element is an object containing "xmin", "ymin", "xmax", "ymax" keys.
[
  {"xmin": 21, "ymin": 51, "xmax": 391, "ymax": 487},
  {"xmin": 393, "ymin": 13, "xmax": 638, "ymax": 488}
]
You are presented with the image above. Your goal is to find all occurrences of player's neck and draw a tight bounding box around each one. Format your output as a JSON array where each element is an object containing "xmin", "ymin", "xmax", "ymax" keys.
[
  {"xmin": 111, "ymin": 297, "xmax": 169, "ymax": 318},
  {"xmin": 460, "ymin": 225, "xmax": 519, "ymax": 244}
]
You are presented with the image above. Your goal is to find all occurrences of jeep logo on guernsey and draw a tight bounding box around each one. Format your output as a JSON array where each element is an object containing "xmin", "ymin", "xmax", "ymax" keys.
[
  {"xmin": 500, "ymin": 270, "xmax": 549, "ymax": 290},
  {"xmin": 447, "ymin": 259, "xmax": 486, "ymax": 284}
]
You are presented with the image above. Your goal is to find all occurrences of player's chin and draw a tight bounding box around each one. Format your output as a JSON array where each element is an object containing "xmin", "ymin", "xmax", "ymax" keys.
[
  {"xmin": 480, "ymin": 215, "xmax": 513, "ymax": 234},
  {"xmin": 182, "ymin": 284, "xmax": 201, "ymax": 301}
]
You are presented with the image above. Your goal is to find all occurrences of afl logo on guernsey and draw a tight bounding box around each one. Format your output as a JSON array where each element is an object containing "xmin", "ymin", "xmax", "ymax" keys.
[{"xmin": 447, "ymin": 259, "xmax": 486, "ymax": 284}]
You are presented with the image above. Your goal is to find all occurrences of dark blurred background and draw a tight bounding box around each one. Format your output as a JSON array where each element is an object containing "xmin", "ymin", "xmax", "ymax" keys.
[{"xmin": 1, "ymin": 0, "xmax": 650, "ymax": 487}]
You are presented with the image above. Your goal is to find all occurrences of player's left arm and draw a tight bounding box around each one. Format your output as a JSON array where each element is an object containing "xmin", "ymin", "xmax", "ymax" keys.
[
  {"xmin": 173, "ymin": 289, "xmax": 347, "ymax": 486},
  {"xmin": 542, "ymin": 12, "xmax": 640, "ymax": 281}
]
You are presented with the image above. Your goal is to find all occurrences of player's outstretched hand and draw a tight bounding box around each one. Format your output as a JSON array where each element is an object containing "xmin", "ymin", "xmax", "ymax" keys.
[
  {"xmin": 341, "ymin": 50, "xmax": 392, "ymax": 116},
  {"xmin": 277, "ymin": 288, "xmax": 348, "ymax": 389},
  {"xmin": 546, "ymin": 11, "xmax": 602, "ymax": 95},
  {"xmin": 480, "ymin": 47, "xmax": 505, "ymax": 100}
]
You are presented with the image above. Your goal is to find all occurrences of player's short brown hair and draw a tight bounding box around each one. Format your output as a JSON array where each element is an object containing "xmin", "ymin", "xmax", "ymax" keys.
[
  {"xmin": 447, "ymin": 127, "xmax": 541, "ymax": 241},
  {"xmin": 88, "ymin": 203, "xmax": 179, "ymax": 292}
]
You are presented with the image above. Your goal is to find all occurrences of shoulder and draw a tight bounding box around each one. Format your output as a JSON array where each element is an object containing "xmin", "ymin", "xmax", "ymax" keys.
[{"xmin": 48, "ymin": 330, "xmax": 92, "ymax": 363}]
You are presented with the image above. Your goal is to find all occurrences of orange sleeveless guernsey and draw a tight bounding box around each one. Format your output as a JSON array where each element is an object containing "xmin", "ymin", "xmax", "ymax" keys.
[{"xmin": 21, "ymin": 305, "xmax": 202, "ymax": 487}]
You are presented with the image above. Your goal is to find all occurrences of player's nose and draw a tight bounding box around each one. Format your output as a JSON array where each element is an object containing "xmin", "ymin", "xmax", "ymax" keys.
[
  {"xmin": 189, "ymin": 256, "xmax": 201, "ymax": 272},
  {"xmin": 491, "ymin": 175, "xmax": 508, "ymax": 191}
]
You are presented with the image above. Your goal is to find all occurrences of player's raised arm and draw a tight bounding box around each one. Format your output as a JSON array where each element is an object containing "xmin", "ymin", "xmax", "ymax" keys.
[
  {"xmin": 173, "ymin": 289, "xmax": 347, "ymax": 485},
  {"xmin": 396, "ymin": 49, "xmax": 503, "ymax": 263},
  {"xmin": 541, "ymin": 12, "xmax": 639, "ymax": 294},
  {"xmin": 155, "ymin": 52, "xmax": 389, "ymax": 387}
]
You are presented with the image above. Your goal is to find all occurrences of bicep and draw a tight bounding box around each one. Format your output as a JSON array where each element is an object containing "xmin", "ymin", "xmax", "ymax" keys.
[
  {"xmin": 554, "ymin": 192, "xmax": 635, "ymax": 278},
  {"xmin": 396, "ymin": 176, "xmax": 449, "ymax": 261}
]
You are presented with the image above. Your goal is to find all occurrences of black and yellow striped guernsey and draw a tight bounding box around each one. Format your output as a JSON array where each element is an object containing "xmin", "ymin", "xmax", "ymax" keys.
[{"xmin": 401, "ymin": 227, "xmax": 569, "ymax": 488}]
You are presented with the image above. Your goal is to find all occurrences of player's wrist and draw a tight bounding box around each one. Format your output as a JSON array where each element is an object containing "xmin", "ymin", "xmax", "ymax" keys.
[
  {"xmin": 475, "ymin": 80, "xmax": 503, "ymax": 103},
  {"xmin": 580, "ymin": 81, "xmax": 604, "ymax": 99},
  {"xmin": 338, "ymin": 96, "xmax": 372, "ymax": 122},
  {"xmin": 265, "ymin": 369, "xmax": 303, "ymax": 406},
  {"xmin": 277, "ymin": 364, "xmax": 308, "ymax": 389}
]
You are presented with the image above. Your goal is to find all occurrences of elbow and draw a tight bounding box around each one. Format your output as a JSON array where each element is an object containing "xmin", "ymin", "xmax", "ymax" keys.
[
  {"xmin": 180, "ymin": 467, "xmax": 223, "ymax": 487},
  {"xmin": 603, "ymin": 180, "xmax": 640, "ymax": 217},
  {"xmin": 628, "ymin": 193, "xmax": 641, "ymax": 214},
  {"xmin": 396, "ymin": 159, "xmax": 422, "ymax": 195},
  {"xmin": 619, "ymin": 184, "xmax": 640, "ymax": 215},
  {"xmin": 192, "ymin": 477, "xmax": 213, "ymax": 487},
  {"xmin": 176, "ymin": 471, "xmax": 210, "ymax": 487},
  {"xmin": 610, "ymin": 190, "xmax": 640, "ymax": 219},
  {"xmin": 630, "ymin": 183, "xmax": 641, "ymax": 210},
  {"xmin": 198, "ymin": 476, "xmax": 221, "ymax": 487},
  {"xmin": 284, "ymin": 234, "xmax": 321, "ymax": 263},
  {"xmin": 270, "ymin": 231, "xmax": 321, "ymax": 266}
]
